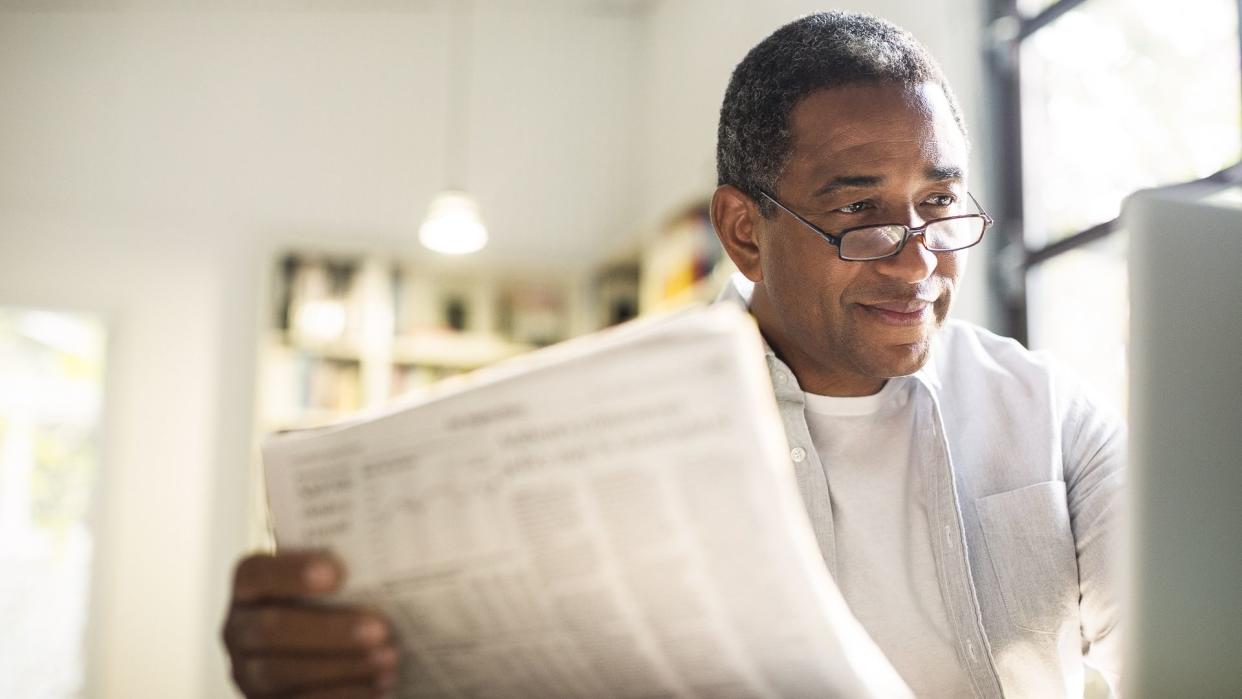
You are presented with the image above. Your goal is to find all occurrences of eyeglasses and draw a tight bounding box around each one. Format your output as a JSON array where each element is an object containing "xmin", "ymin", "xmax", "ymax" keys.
[{"xmin": 758, "ymin": 190, "xmax": 994, "ymax": 262}]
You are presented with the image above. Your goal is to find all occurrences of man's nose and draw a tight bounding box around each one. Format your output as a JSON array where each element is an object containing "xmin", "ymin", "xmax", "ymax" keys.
[{"xmin": 875, "ymin": 224, "xmax": 938, "ymax": 283}]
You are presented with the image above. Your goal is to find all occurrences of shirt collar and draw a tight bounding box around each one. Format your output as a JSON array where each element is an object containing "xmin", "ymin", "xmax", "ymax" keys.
[{"xmin": 714, "ymin": 274, "xmax": 775, "ymax": 357}]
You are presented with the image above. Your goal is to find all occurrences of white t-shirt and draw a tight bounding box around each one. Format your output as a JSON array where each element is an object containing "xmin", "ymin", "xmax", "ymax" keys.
[{"xmin": 802, "ymin": 379, "xmax": 973, "ymax": 698}]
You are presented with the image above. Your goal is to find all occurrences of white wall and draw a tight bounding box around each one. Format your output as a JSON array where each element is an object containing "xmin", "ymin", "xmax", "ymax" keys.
[
  {"xmin": 0, "ymin": 223, "xmax": 234, "ymax": 698},
  {"xmin": 0, "ymin": 3, "xmax": 992, "ymax": 697},
  {"xmin": 0, "ymin": 5, "xmax": 640, "ymax": 268}
]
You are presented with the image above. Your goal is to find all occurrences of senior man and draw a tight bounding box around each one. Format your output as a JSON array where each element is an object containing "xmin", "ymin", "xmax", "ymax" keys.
[{"xmin": 223, "ymin": 11, "xmax": 1123, "ymax": 698}]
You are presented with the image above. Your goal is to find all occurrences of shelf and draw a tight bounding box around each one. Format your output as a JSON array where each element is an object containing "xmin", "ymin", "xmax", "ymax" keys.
[
  {"xmin": 645, "ymin": 257, "xmax": 736, "ymax": 313},
  {"xmin": 268, "ymin": 332, "xmax": 364, "ymax": 363},
  {"xmin": 392, "ymin": 331, "xmax": 533, "ymax": 370},
  {"xmin": 261, "ymin": 254, "xmax": 584, "ymax": 433},
  {"xmin": 639, "ymin": 201, "xmax": 729, "ymax": 314}
]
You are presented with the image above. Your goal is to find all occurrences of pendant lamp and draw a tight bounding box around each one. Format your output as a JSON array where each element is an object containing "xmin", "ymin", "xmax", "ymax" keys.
[{"xmin": 420, "ymin": 1, "xmax": 488, "ymax": 255}]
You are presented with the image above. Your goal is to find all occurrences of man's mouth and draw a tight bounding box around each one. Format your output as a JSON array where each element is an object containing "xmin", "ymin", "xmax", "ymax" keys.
[{"xmin": 857, "ymin": 298, "xmax": 936, "ymax": 326}]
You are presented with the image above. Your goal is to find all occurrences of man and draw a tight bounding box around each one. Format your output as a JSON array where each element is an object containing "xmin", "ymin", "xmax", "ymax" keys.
[{"xmin": 222, "ymin": 11, "xmax": 1123, "ymax": 698}]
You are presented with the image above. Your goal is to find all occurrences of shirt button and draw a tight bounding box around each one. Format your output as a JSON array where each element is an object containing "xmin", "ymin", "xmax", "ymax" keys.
[
  {"xmin": 790, "ymin": 447, "xmax": 807, "ymax": 463},
  {"xmin": 775, "ymin": 371, "xmax": 788, "ymax": 384}
]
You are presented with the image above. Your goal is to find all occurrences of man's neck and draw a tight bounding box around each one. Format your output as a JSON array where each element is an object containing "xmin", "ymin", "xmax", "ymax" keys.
[{"xmin": 748, "ymin": 284, "xmax": 887, "ymax": 397}]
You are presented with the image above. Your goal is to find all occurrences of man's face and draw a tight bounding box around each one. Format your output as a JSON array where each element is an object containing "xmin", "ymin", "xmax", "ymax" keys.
[{"xmin": 733, "ymin": 82, "xmax": 971, "ymax": 395}]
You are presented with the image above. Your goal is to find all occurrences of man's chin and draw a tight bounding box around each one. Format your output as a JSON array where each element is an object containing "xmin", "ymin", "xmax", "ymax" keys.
[
  {"xmin": 856, "ymin": 311, "xmax": 946, "ymax": 376},
  {"xmin": 868, "ymin": 336, "xmax": 934, "ymax": 378}
]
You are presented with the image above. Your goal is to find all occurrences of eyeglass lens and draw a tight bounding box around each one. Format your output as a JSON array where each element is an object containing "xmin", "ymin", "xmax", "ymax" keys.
[{"xmin": 839, "ymin": 217, "xmax": 986, "ymax": 260}]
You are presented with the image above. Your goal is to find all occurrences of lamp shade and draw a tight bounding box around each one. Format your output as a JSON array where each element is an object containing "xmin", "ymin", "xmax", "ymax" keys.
[{"xmin": 419, "ymin": 190, "xmax": 489, "ymax": 255}]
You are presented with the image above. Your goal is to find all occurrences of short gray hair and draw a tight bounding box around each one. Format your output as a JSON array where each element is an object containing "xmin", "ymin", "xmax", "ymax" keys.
[{"xmin": 717, "ymin": 11, "xmax": 967, "ymax": 216}]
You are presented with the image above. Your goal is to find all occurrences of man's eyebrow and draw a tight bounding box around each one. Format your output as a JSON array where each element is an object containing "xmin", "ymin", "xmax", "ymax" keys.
[
  {"xmin": 812, "ymin": 175, "xmax": 884, "ymax": 197},
  {"xmin": 810, "ymin": 167, "xmax": 964, "ymax": 197},
  {"xmin": 926, "ymin": 165, "xmax": 964, "ymax": 182}
]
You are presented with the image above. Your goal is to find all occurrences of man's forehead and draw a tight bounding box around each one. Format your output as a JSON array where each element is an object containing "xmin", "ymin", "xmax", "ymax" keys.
[{"xmin": 786, "ymin": 82, "xmax": 966, "ymax": 169}]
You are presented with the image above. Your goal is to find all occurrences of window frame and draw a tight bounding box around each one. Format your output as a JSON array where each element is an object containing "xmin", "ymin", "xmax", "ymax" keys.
[{"xmin": 985, "ymin": 0, "xmax": 1242, "ymax": 345}]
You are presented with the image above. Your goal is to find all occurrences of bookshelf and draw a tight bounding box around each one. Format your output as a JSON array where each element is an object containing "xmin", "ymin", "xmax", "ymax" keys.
[
  {"xmin": 260, "ymin": 255, "xmax": 572, "ymax": 432},
  {"xmin": 638, "ymin": 200, "xmax": 736, "ymax": 314},
  {"xmin": 259, "ymin": 205, "xmax": 732, "ymax": 432}
]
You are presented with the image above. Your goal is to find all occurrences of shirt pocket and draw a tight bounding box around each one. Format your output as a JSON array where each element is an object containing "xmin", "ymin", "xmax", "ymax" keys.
[{"xmin": 975, "ymin": 480, "xmax": 1080, "ymax": 635}]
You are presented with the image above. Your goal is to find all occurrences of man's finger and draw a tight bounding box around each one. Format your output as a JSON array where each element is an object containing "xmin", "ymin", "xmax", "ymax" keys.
[
  {"xmin": 233, "ymin": 646, "xmax": 398, "ymax": 696},
  {"xmin": 224, "ymin": 605, "xmax": 390, "ymax": 653},
  {"xmin": 232, "ymin": 551, "xmax": 343, "ymax": 603}
]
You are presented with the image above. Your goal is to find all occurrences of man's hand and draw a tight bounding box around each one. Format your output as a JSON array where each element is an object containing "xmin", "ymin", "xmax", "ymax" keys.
[{"xmin": 222, "ymin": 551, "xmax": 398, "ymax": 698}]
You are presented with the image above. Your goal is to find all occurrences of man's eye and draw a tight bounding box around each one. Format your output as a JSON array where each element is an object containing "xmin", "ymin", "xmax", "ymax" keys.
[
  {"xmin": 834, "ymin": 201, "xmax": 871, "ymax": 214},
  {"xmin": 925, "ymin": 194, "xmax": 956, "ymax": 207}
]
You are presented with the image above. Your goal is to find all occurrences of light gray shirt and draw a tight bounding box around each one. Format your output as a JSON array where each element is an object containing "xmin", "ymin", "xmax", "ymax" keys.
[{"xmin": 719, "ymin": 276, "xmax": 1125, "ymax": 698}]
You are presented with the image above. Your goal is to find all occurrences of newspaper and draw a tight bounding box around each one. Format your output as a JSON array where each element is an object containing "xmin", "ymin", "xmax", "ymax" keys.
[{"xmin": 263, "ymin": 304, "xmax": 911, "ymax": 699}]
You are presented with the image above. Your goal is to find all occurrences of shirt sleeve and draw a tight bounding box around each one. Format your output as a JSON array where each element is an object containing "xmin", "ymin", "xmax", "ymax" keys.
[{"xmin": 1062, "ymin": 387, "xmax": 1126, "ymax": 693}]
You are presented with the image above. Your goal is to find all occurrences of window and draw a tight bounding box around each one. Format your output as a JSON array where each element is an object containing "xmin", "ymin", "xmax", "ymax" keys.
[
  {"xmin": 990, "ymin": 0, "xmax": 1242, "ymax": 414},
  {"xmin": 0, "ymin": 308, "xmax": 107, "ymax": 698}
]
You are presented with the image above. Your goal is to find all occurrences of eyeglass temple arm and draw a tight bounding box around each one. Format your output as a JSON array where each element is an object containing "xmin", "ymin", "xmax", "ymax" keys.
[
  {"xmin": 758, "ymin": 191, "xmax": 844, "ymax": 245},
  {"xmin": 967, "ymin": 191, "xmax": 994, "ymax": 225}
]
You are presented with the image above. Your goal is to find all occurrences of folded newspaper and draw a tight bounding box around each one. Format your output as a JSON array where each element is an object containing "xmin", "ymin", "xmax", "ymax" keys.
[{"xmin": 263, "ymin": 303, "xmax": 911, "ymax": 698}]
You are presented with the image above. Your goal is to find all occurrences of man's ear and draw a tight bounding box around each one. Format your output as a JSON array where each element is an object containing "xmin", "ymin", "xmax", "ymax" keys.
[{"xmin": 709, "ymin": 184, "xmax": 765, "ymax": 283}]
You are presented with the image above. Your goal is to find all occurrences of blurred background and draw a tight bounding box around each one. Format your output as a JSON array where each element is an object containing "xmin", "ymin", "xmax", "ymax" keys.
[{"xmin": 0, "ymin": 0, "xmax": 1237, "ymax": 697}]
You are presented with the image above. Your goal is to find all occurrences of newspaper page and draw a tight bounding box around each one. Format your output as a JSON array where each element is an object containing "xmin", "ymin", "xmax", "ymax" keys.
[{"xmin": 263, "ymin": 304, "xmax": 911, "ymax": 699}]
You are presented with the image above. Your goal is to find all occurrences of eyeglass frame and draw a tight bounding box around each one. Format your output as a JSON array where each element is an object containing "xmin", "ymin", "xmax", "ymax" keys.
[{"xmin": 758, "ymin": 189, "xmax": 994, "ymax": 262}]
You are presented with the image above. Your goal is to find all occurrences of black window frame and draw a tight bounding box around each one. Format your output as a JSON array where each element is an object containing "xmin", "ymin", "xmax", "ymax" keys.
[{"xmin": 985, "ymin": 0, "xmax": 1242, "ymax": 345}]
